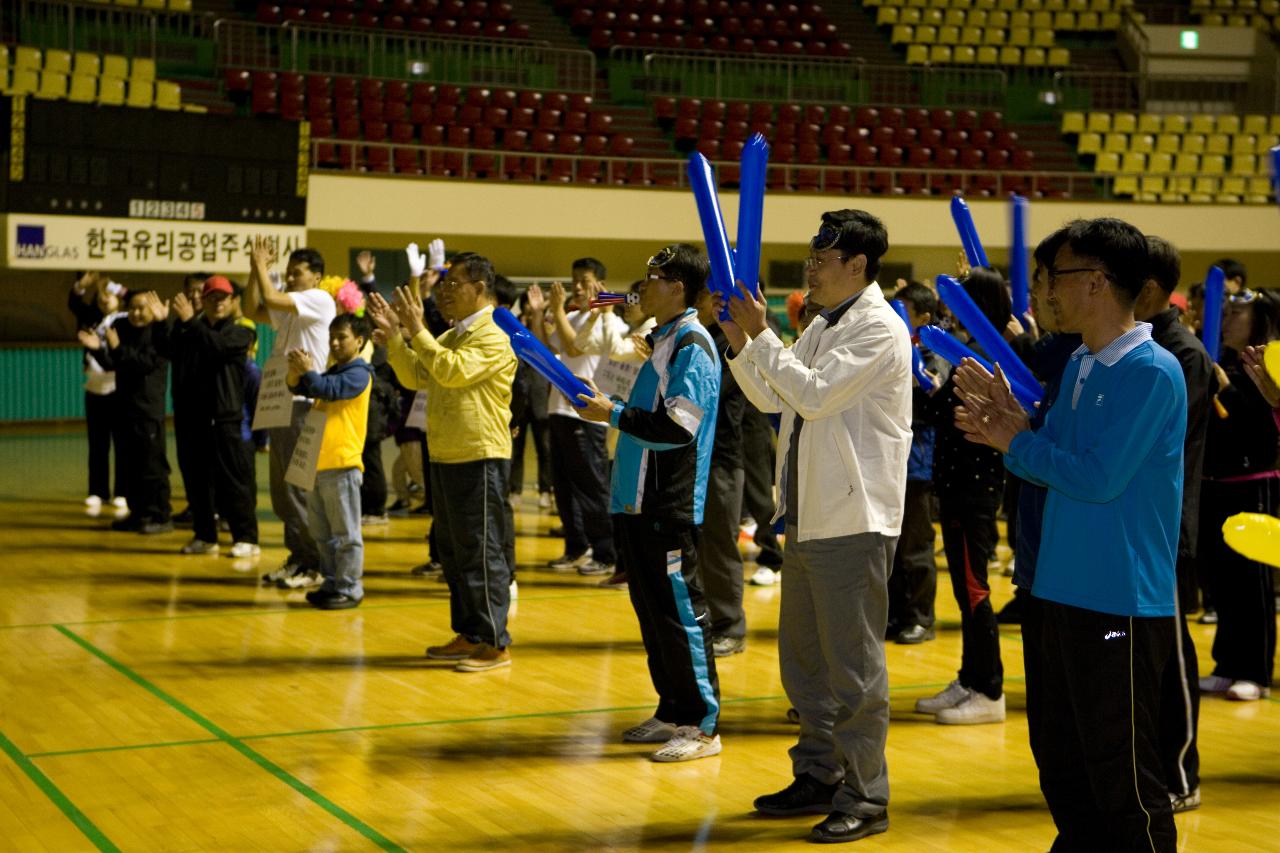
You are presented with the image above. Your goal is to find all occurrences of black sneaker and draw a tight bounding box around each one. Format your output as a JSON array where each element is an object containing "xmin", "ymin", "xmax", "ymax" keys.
[
  {"xmin": 809, "ymin": 810, "xmax": 888, "ymax": 844},
  {"xmin": 895, "ymin": 624, "xmax": 935, "ymax": 644},
  {"xmin": 753, "ymin": 774, "xmax": 839, "ymax": 816},
  {"xmin": 139, "ymin": 520, "xmax": 175, "ymax": 535},
  {"xmin": 307, "ymin": 590, "xmax": 362, "ymax": 610}
]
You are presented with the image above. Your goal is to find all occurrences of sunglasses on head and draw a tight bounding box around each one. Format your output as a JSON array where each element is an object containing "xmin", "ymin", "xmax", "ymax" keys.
[
  {"xmin": 647, "ymin": 245, "xmax": 678, "ymax": 268},
  {"xmin": 810, "ymin": 223, "xmax": 842, "ymax": 252},
  {"xmin": 1226, "ymin": 288, "xmax": 1258, "ymax": 305}
]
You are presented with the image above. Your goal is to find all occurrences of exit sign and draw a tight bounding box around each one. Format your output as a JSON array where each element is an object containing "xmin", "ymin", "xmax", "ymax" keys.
[{"xmin": 1181, "ymin": 30, "xmax": 1199, "ymax": 49}]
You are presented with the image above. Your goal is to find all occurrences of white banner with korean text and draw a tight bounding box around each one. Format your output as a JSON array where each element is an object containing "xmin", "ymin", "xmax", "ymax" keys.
[{"xmin": 5, "ymin": 214, "xmax": 307, "ymax": 272}]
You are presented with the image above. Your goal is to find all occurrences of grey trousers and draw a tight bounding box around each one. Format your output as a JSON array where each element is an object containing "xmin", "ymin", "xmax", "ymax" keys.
[
  {"xmin": 780, "ymin": 526, "xmax": 896, "ymax": 817},
  {"xmin": 702, "ymin": 464, "xmax": 746, "ymax": 640},
  {"xmin": 268, "ymin": 400, "xmax": 320, "ymax": 568}
]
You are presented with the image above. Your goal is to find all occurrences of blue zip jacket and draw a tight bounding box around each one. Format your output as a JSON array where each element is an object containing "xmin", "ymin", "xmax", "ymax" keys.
[
  {"xmin": 290, "ymin": 357, "xmax": 374, "ymax": 401},
  {"xmin": 608, "ymin": 309, "xmax": 720, "ymax": 525},
  {"xmin": 1005, "ymin": 331, "xmax": 1185, "ymax": 617}
]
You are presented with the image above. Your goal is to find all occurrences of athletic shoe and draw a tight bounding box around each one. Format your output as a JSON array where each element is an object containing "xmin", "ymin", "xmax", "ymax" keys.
[
  {"xmin": 598, "ymin": 571, "xmax": 628, "ymax": 589},
  {"xmin": 410, "ymin": 561, "xmax": 443, "ymax": 576},
  {"xmin": 936, "ymin": 692, "xmax": 1006, "ymax": 725},
  {"xmin": 896, "ymin": 624, "xmax": 935, "ymax": 645},
  {"xmin": 426, "ymin": 634, "xmax": 482, "ymax": 660},
  {"xmin": 712, "ymin": 635, "xmax": 746, "ymax": 657},
  {"xmin": 455, "ymin": 645, "xmax": 511, "ymax": 672},
  {"xmin": 180, "ymin": 538, "xmax": 219, "ymax": 555},
  {"xmin": 549, "ymin": 549, "xmax": 591, "ymax": 571},
  {"xmin": 278, "ymin": 568, "xmax": 323, "ymax": 589},
  {"xmin": 538, "ymin": 492, "xmax": 553, "ymax": 510},
  {"xmin": 509, "ymin": 580, "xmax": 518, "ymax": 599},
  {"xmin": 622, "ymin": 716, "xmax": 677, "ymax": 743},
  {"xmin": 228, "ymin": 542, "xmax": 260, "ymax": 559},
  {"xmin": 387, "ymin": 499, "xmax": 411, "ymax": 516},
  {"xmin": 139, "ymin": 520, "xmax": 175, "ymax": 535},
  {"xmin": 753, "ymin": 773, "xmax": 839, "ymax": 816},
  {"xmin": 1003, "ymin": 558, "xmax": 1016, "ymax": 578},
  {"xmin": 651, "ymin": 727, "xmax": 721, "ymax": 762},
  {"xmin": 577, "ymin": 559, "xmax": 613, "ymax": 576},
  {"xmin": 262, "ymin": 559, "xmax": 300, "ymax": 585},
  {"xmin": 361, "ymin": 514, "xmax": 389, "ymax": 526},
  {"xmin": 309, "ymin": 591, "xmax": 361, "ymax": 611},
  {"xmin": 85, "ymin": 495, "xmax": 103, "ymax": 517},
  {"xmin": 1198, "ymin": 674, "xmax": 1233, "ymax": 693},
  {"xmin": 1170, "ymin": 787, "xmax": 1201, "ymax": 814},
  {"xmin": 1226, "ymin": 680, "xmax": 1269, "ymax": 701},
  {"xmin": 785, "ymin": 708, "xmax": 801, "ymax": 724},
  {"xmin": 915, "ymin": 680, "xmax": 972, "ymax": 714},
  {"xmin": 410, "ymin": 503, "xmax": 432, "ymax": 516},
  {"xmin": 1198, "ymin": 608, "xmax": 1218, "ymax": 625},
  {"xmin": 750, "ymin": 566, "xmax": 778, "ymax": 586},
  {"xmin": 111, "ymin": 496, "xmax": 129, "ymax": 519}
]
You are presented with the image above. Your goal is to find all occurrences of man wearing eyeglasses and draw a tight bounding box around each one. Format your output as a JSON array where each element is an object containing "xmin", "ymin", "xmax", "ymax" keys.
[
  {"xmin": 719, "ymin": 209, "xmax": 912, "ymax": 844},
  {"xmin": 575, "ymin": 244, "xmax": 724, "ymax": 763},
  {"xmin": 955, "ymin": 218, "xmax": 1185, "ymax": 851},
  {"xmin": 368, "ymin": 253, "xmax": 519, "ymax": 673}
]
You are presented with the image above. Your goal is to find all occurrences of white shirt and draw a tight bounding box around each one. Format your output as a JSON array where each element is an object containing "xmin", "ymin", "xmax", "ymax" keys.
[
  {"xmin": 452, "ymin": 304, "xmax": 491, "ymax": 336},
  {"xmin": 548, "ymin": 309, "xmax": 624, "ymax": 420},
  {"xmin": 268, "ymin": 288, "xmax": 336, "ymax": 399}
]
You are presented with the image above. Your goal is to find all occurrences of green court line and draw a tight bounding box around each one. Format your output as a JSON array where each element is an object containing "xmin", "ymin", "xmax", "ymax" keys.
[
  {"xmin": 0, "ymin": 589, "xmax": 614, "ymax": 632},
  {"xmin": 0, "ymin": 725, "xmax": 120, "ymax": 852},
  {"xmin": 27, "ymin": 737, "xmax": 223, "ymax": 760},
  {"xmin": 54, "ymin": 625, "xmax": 406, "ymax": 853}
]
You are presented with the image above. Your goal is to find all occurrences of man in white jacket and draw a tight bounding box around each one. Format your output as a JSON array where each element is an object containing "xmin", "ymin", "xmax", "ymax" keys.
[{"xmin": 720, "ymin": 209, "xmax": 912, "ymax": 844}]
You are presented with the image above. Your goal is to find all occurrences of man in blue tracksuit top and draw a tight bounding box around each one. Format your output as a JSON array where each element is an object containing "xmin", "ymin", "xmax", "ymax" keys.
[
  {"xmin": 576, "ymin": 243, "xmax": 722, "ymax": 764},
  {"xmin": 957, "ymin": 218, "xmax": 1185, "ymax": 852}
]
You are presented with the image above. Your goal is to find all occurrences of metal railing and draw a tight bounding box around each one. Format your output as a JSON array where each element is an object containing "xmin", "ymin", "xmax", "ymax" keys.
[
  {"xmin": 311, "ymin": 138, "xmax": 1108, "ymax": 197},
  {"xmin": 609, "ymin": 47, "xmax": 1007, "ymax": 109},
  {"xmin": 1051, "ymin": 70, "xmax": 1280, "ymax": 114},
  {"xmin": 0, "ymin": 0, "xmax": 214, "ymax": 61},
  {"xmin": 214, "ymin": 20, "xmax": 596, "ymax": 93}
]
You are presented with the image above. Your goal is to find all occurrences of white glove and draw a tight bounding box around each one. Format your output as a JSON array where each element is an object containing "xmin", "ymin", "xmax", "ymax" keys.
[
  {"xmin": 405, "ymin": 242, "xmax": 426, "ymax": 278},
  {"xmin": 427, "ymin": 238, "xmax": 445, "ymax": 270},
  {"xmin": 105, "ymin": 280, "xmax": 125, "ymax": 296}
]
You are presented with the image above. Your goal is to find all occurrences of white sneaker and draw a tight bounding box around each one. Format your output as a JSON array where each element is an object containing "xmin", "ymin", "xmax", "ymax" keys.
[
  {"xmin": 279, "ymin": 569, "xmax": 324, "ymax": 589},
  {"xmin": 509, "ymin": 580, "xmax": 518, "ymax": 599},
  {"xmin": 750, "ymin": 566, "xmax": 778, "ymax": 586},
  {"xmin": 411, "ymin": 561, "xmax": 443, "ymax": 576},
  {"xmin": 549, "ymin": 548, "xmax": 592, "ymax": 571},
  {"xmin": 915, "ymin": 680, "xmax": 972, "ymax": 714},
  {"xmin": 1226, "ymin": 680, "xmax": 1269, "ymax": 701},
  {"xmin": 111, "ymin": 496, "xmax": 128, "ymax": 510},
  {"xmin": 262, "ymin": 560, "xmax": 299, "ymax": 584},
  {"xmin": 622, "ymin": 716, "xmax": 678, "ymax": 743},
  {"xmin": 1170, "ymin": 787, "xmax": 1201, "ymax": 814},
  {"xmin": 85, "ymin": 495, "xmax": 103, "ymax": 517},
  {"xmin": 180, "ymin": 538, "xmax": 219, "ymax": 555},
  {"xmin": 229, "ymin": 542, "xmax": 260, "ymax": 559},
  {"xmin": 361, "ymin": 514, "xmax": 389, "ymax": 526},
  {"xmin": 936, "ymin": 692, "xmax": 1006, "ymax": 725},
  {"xmin": 578, "ymin": 559, "xmax": 613, "ymax": 576},
  {"xmin": 651, "ymin": 726, "xmax": 722, "ymax": 762},
  {"xmin": 1198, "ymin": 674, "xmax": 1233, "ymax": 693},
  {"xmin": 538, "ymin": 492, "xmax": 552, "ymax": 510}
]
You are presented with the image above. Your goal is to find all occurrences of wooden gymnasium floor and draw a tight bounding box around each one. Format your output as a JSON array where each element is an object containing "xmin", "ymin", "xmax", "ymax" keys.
[{"xmin": 0, "ymin": 427, "xmax": 1276, "ymax": 852}]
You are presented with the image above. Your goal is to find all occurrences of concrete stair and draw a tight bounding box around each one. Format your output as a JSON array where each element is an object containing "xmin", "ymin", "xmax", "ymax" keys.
[
  {"xmin": 824, "ymin": 2, "xmax": 904, "ymax": 66},
  {"xmin": 508, "ymin": 0, "xmax": 584, "ymax": 47}
]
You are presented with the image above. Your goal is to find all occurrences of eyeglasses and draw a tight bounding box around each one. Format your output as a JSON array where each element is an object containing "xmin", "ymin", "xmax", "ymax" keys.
[
  {"xmin": 438, "ymin": 278, "xmax": 479, "ymax": 292},
  {"xmin": 645, "ymin": 272, "xmax": 681, "ymax": 285},
  {"xmin": 803, "ymin": 254, "xmax": 849, "ymax": 270},
  {"xmin": 1047, "ymin": 267, "xmax": 1112, "ymax": 286},
  {"xmin": 810, "ymin": 223, "xmax": 841, "ymax": 251},
  {"xmin": 647, "ymin": 246, "xmax": 678, "ymax": 268}
]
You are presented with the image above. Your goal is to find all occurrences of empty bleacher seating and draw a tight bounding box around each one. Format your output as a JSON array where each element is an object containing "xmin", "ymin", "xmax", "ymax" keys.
[{"xmin": 254, "ymin": 0, "xmax": 531, "ymax": 39}]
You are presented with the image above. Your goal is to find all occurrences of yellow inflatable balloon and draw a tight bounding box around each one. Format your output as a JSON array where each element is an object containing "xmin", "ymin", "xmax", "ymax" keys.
[
  {"xmin": 1265, "ymin": 342, "xmax": 1280, "ymax": 387},
  {"xmin": 1222, "ymin": 513, "xmax": 1280, "ymax": 568}
]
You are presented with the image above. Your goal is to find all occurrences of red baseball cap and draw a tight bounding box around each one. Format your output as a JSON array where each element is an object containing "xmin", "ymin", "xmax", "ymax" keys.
[{"xmin": 202, "ymin": 275, "xmax": 233, "ymax": 297}]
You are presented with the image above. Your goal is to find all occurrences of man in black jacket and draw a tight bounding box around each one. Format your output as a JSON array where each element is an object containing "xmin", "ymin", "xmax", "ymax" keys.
[
  {"xmin": 170, "ymin": 272, "xmax": 210, "ymax": 525},
  {"xmin": 1134, "ymin": 235, "xmax": 1214, "ymax": 813},
  {"xmin": 147, "ymin": 278, "xmax": 259, "ymax": 556}
]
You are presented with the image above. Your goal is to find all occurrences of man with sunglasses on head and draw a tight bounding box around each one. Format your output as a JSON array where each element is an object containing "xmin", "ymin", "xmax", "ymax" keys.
[
  {"xmin": 719, "ymin": 210, "xmax": 912, "ymax": 844},
  {"xmin": 575, "ymin": 244, "xmax": 724, "ymax": 763}
]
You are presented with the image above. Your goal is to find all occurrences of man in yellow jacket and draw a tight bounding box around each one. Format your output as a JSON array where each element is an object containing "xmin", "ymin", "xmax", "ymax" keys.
[{"xmin": 369, "ymin": 253, "xmax": 518, "ymax": 672}]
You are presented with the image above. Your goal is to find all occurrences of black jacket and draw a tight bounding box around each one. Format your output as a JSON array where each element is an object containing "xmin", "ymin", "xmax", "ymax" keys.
[
  {"xmin": 156, "ymin": 316, "xmax": 256, "ymax": 424},
  {"xmin": 924, "ymin": 336, "xmax": 1004, "ymax": 504},
  {"xmin": 101, "ymin": 323, "xmax": 169, "ymax": 421},
  {"xmin": 708, "ymin": 323, "xmax": 746, "ymax": 471},
  {"xmin": 1149, "ymin": 308, "xmax": 1213, "ymax": 557},
  {"xmin": 1204, "ymin": 350, "xmax": 1280, "ymax": 480}
]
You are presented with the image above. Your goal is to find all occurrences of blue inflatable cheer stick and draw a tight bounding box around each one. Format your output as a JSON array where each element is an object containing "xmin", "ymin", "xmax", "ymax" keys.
[
  {"xmin": 949, "ymin": 195, "xmax": 990, "ymax": 269},
  {"xmin": 688, "ymin": 153, "xmax": 738, "ymax": 315},
  {"xmin": 1201, "ymin": 265, "xmax": 1226, "ymax": 364},
  {"xmin": 493, "ymin": 307, "xmax": 593, "ymax": 408},
  {"xmin": 1269, "ymin": 145, "xmax": 1280, "ymax": 209},
  {"xmin": 936, "ymin": 275, "xmax": 1041, "ymax": 407},
  {"xmin": 735, "ymin": 133, "xmax": 769, "ymax": 301},
  {"xmin": 890, "ymin": 298, "xmax": 935, "ymax": 392},
  {"xmin": 1009, "ymin": 194, "xmax": 1030, "ymax": 320},
  {"xmin": 918, "ymin": 325, "xmax": 1041, "ymax": 414}
]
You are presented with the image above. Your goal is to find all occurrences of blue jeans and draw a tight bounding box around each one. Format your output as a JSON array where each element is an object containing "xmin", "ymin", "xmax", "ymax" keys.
[{"xmin": 307, "ymin": 467, "xmax": 364, "ymax": 600}]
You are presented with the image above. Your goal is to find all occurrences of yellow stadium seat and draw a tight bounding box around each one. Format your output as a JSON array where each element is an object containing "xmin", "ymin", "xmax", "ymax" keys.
[
  {"xmin": 1032, "ymin": 10, "xmax": 1053, "ymax": 26},
  {"xmin": 155, "ymin": 80, "xmax": 181, "ymax": 110},
  {"xmin": 998, "ymin": 0, "xmax": 1018, "ymax": 9},
  {"xmin": 892, "ymin": 25, "xmax": 915, "ymax": 42},
  {"xmin": 906, "ymin": 0, "xmax": 928, "ymax": 7},
  {"xmin": 1201, "ymin": 12, "xmax": 1224, "ymax": 24},
  {"xmin": 928, "ymin": 0, "xmax": 948, "ymax": 8},
  {"xmin": 1214, "ymin": 115, "xmax": 1240, "ymax": 135},
  {"xmin": 1024, "ymin": 0, "xmax": 1044, "ymax": 9},
  {"xmin": 877, "ymin": 7, "xmax": 899, "ymax": 24},
  {"xmin": 983, "ymin": 28, "xmax": 1006, "ymax": 44},
  {"xmin": 1154, "ymin": 133, "xmax": 1180, "ymax": 154},
  {"xmin": 906, "ymin": 44, "xmax": 930, "ymax": 64},
  {"xmin": 1103, "ymin": 132, "xmax": 1128, "ymax": 153},
  {"xmin": 1092, "ymin": 0, "xmax": 1114, "ymax": 10},
  {"xmin": 921, "ymin": 8, "xmax": 944, "ymax": 25},
  {"xmin": 1113, "ymin": 175, "xmax": 1139, "ymax": 196},
  {"xmin": 97, "ymin": 76, "xmax": 125, "ymax": 106},
  {"xmin": 1094, "ymin": 152, "xmax": 1120, "ymax": 173},
  {"xmin": 1054, "ymin": 10, "xmax": 1076, "ymax": 26},
  {"xmin": 130, "ymin": 57, "xmax": 156, "ymax": 83},
  {"xmin": 14, "ymin": 46, "xmax": 41, "ymax": 72},
  {"xmin": 1085, "ymin": 112, "xmax": 1110, "ymax": 133},
  {"xmin": 1148, "ymin": 152, "xmax": 1173, "ymax": 173},
  {"xmin": 126, "ymin": 79, "xmax": 153, "ymax": 108},
  {"xmin": 1047, "ymin": 47, "xmax": 1070, "ymax": 65},
  {"xmin": 1189, "ymin": 114, "xmax": 1215, "ymax": 134},
  {"xmin": 945, "ymin": 9, "xmax": 966, "ymax": 25},
  {"xmin": 999, "ymin": 45, "xmax": 1022, "ymax": 64},
  {"xmin": 1225, "ymin": 13, "xmax": 1248, "ymax": 25},
  {"xmin": 928, "ymin": 45, "xmax": 952, "ymax": 62},
  {"xmin": 1130, "ymin": 133, "xmax": 1154, "ymax": 153},
  {"xmin": 900, "ymin": 7, "xmax": 922, "ymax": 23},
  {"xmin": 73, "ymin": 52, "xmax": 101, "ymax": 77},
  {"xmin": 116, "ymin": 0, "xmax": 140, "ymax": 6},
  {"xmin": 1169, "ymin": 175, "xmax": 1193, "ymax": 193},
  {"xmin": 966, "ymin": 9, "xmax": 989, "ymax": 24},
  {"xmin": 1158, "ymin": 192, "xmax": 1186, "ymax": 203},
  {"xmin": 988, "ymin": 9, "xmax": 1009, "ymax": 25},
  {"xmin": 954, "ymin": 45, "xmax": 977, "ymax": 62},
  {"xmin": 1078, "ymin": 131, "xmax": 1102, "ymax": 154},
  {"xmin": 8, "ymin": 68, "xmax": 38, "ymax": 95},
  {"xmin": 1202, "ymin": 154, "xmax": 1226, "ymax": 174},
  {"xmin": 1267, "ymin": 115, "xmax": 1280, "ymax": 134},
  {"xmin": 1173, "ymin": 154, "xmax": 1199, "ymax": 174},
  {"xmin": 1162, "ymin": 114, "xmax": 1188, "ymax": 134},
  {"xmin": 1101, "ymin": 11, "xmax": 1121, "ymax": 27},
  {"xmin": 102, "ymin": 54, "xmax": 128, "ymax": 79},
  {"xmin": 181, "ymin": 103, "xmax": 209, "ymax": 113},
  {"xmin": 1112, "ymin": 113, "xmax": 1137, "ymax": 133},
  {"xmin": 1232, "ymin": 153, "xmax": 1258, "ymax": 174},
  {"xmin": 169, "ymin": 0, "xmax": 194, "ymax": 9},
  {"xmin": 916, "ymin": 24, "xmax": 939, "ymax": 41},
  {"xmin": 1011, "ymin": 27, "xmax": 1032, "ymax": 45},
  {"xmin": 1141, "ymin": 176, "xmax": 1166, "ymax": 194},
  {"xmin": 1206, "ymin": 133, "xmax": 1230, "ymax": 155},
  {"xmin": 962, "ymin": 26, "xmax": 984, "ymax": 43},
  {"xmin": 976, "ymin": 45, "xmax": 1000, "ymax": 63},
  {"xmin": 1247, "ymin": 176, "xmax": 1272, "ymax": 197},
  {"xmin": 1061, "ymin": 111, "xmax": 1086, "ymax": 133},
  {"xmin": 34, "ymin": 70, "xmax": 68, "ymax": 100},
  {"xmin": 1068, "ymin": 0, "xmax": 1089, "ymax": 11},
  {"xmin": 141, "ymin": 0, "xmax": 167, "ymax": 8},
  {"xmin": 44, "ymin": 50, "xmax": 72, "ymax": 76},
  {"xmin": 939, "ymin": 25, "xmax": 961, "ymax": 43},
  {"xmin": 1010, "ymin": 10, "xmax": 1032, "ymax": 26},
  {"xmin": 1023, "ymin": 47, "xmax": 1047, "ymax": 65},
  {"xmin": 1078, "ymin": 11, "xmax": 1101, "ymax": 27},
  {"xmin": 1182, "ymin": 133, "xmax": 1206, "ymax": 154},
  {"xmin": 1242, "ymin": 114, "xmax": 1268, "ymax": 134},
  {"xmin": 68, "ymin": 74, "xmax": 97, "ymax": 103},
  {"xmin": 1194, "ymin": 176, "xmax": 1220, "ymax": 194},
  {"xmin": 1033, "ymin": 28, "xmax": 1056, "ymax": 45},
  {"xmin": 1254, "ymin": 134, "xmax": 1279, "ymax": 154},
  {"xmin": 1137, "ymin": 113, "xmax": 1162, "ymax": 134},
  {"xmin": 1120, "ymin": 152, "xmax": 1146, "ymax": 171},
  {"xmin": 1232, "ymin": 134, "xmax": 1256, "ymax": 154},
  {"xmin": 1222, "ymin": 177, "xmax": 1248, "ymax": 195}
]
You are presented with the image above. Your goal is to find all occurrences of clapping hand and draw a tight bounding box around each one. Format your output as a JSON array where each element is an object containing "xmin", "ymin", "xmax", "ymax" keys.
[
  {"xmin": 77, "ymin": 329, "xmax": 102, "ymax": 350},
  {"xmin": 104, "ymin": 325, "xmax": 120, "ymax": 349},
  {"xmin": 952, "ymin": 359, "xmax": 1029, "ymax": 453},
  {"xmin": 1242, "ymin": 344, "xmax": 1280, "ymax": 408},
  {"xmin": 357, "ymin": 250, "xmax": 376, "ymax": 280},
  {"xmin": 393, "ymin": 283, "xmax": 425, "ymax": 336},
  {"xmin": 287, "ymin": 348, "xmax": 313, "ymax": 375},
  {"xmin": 367, "ymin": 291, "xmax": 400, "ymax": 337},
  {"xmin": 144, "ymin": 292, "xmax": 170, "ymax": 324},
  {"xmin": 525, "ymin": 283, "xmax": 546, "ymax": 314},
  {"xmin": 548, "ymin": 281, "xmax": 567, "ymax": 313},
  {"xmin": 172, "ymin": 292, "xmax": 195, "ymax": 323}
]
